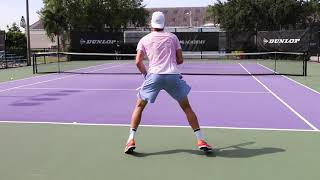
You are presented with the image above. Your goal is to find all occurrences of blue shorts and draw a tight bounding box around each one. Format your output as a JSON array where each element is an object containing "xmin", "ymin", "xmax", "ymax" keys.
[{"xmin": 138, "ymin": 74, "xmax": 191, "ymax": 103}]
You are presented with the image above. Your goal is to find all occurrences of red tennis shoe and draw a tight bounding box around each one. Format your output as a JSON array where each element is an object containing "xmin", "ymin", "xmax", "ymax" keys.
[
  {"xmin": 197, "ymin": 140, "xmax": 213, "ymax": 152},
  {"xmin": 124, "ymin": 139, "xmax": 136, "ymax": 154}
]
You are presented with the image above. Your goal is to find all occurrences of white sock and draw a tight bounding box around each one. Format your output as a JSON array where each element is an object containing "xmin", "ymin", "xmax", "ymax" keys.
[
  {"xmin": 194, "ymin": 129, "xmax": 204, "ymax": 141},
  {"xmin": 127, "ymin": 128, "xmax": 137, "ymax": 143}
]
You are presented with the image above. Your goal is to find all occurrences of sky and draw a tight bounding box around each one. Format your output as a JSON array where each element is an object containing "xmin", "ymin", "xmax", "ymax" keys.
[{"xmin": 0, "ymin": 0, "xmax": 216, "ymax": 31}]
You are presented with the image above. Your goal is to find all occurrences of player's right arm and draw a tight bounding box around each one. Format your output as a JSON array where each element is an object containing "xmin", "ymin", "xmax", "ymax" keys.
[{"xmin": 136, "ymin": 50, "xmax": 148, "ymax": 77}]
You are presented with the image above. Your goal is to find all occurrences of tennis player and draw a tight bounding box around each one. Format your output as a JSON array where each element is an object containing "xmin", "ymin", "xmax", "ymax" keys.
[{"xmin": 124, "ymin": 11, "xmax": 213, "ymax": 154}]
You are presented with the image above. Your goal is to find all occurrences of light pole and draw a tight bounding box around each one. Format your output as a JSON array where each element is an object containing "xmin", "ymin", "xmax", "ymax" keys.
[
  {"xmin": 185, "ymin": 10, "xmax": 192, "ymax": 27},
  {"xmin": 25, "ymin": 0, "xmax": 31, "ymax": 66}
]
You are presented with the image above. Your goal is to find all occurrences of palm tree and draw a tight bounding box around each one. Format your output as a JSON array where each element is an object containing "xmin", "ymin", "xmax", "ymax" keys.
[
  {"xmin": 39, "ymin": 5, "xmax": 68, "ymax": 53},
  {"xmin": 307, "ymin": 0, "xmax": 320, "ymax": 24}
]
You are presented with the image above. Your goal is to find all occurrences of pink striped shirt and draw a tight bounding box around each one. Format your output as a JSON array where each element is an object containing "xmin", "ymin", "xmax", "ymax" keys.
[{"xmin": 137, "ymin": 31, "xmax": 182, "ymax": 74}]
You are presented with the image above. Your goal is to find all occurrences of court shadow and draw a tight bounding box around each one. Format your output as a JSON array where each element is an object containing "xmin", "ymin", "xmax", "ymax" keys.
[
  {"xmin": 10, "ymin": 102, "xmax": 43, "ymax": 106},
  {"xmin": 42, "ymin": 90, "xmax": 83, "ymax": 96},
  {"xmin": 0, "ymin": 95, "xmax": 30, "ymax": 98},
  {"xmin": 129, "ymin": 142, "xmax": 286, "ymax": 158},
  {"xmin": 214, "ymin": 142, "xmax": 286, "ymax": 158},
  {"xmin": 131, "ymin": 149, "xmax": 216, "ymax": 157},
  {"xmin": 30, "ymin": 97, "xmax": 60, "ymax": 101},
  {"xmin": 41, "ymin": 93, "xmax": 70, "ymax": 96},
  {"xmin": 10, "ymin": 97, "xmax": 60, "ymax": 106},
  {"xmin": 8, "ymin": 90, "xmax": 79, "ymax": 107},
  {"xmin": 60, "ymin": 90, "xmax": 82, "ymax": 93}
]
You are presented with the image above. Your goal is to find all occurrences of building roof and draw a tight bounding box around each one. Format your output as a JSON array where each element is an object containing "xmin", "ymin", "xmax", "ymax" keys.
[
  {"xmin": 30, "ymin": 7, "xmax": 211, "ymax": 30},
  {"xmin": 146, "ymin": 7, "xmax": 209, "ymax": 27},
  {"xmin": 30, "ymin": 20, "xmax": 44, "ymax": 30}
]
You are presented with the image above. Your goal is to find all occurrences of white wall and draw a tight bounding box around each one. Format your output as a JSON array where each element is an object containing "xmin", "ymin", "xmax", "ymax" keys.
[{"xmin": 30, "ymin": 30, "xmax": 57, "ymax": 49}]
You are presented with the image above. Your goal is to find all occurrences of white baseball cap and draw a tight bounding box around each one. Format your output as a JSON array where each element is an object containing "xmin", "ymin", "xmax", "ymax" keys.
[{"xmin": 151, "ymin": 11, "xmax": 165, "ymax": 29}]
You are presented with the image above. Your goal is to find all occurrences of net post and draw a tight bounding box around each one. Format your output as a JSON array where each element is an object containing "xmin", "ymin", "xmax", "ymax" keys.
[
  {"xmin": 57, "ymin": 36, "xmax": 61, "ymax": 73},
  {"xmin": 304, "ymin": 52, "xmax": 308, "ymax": 76},
  {"xmin": 274, "ymin": 52, "xmax": 277, "ymax": 75},
  {"xmin": 43, "ymin": 48, "xmax": 46, "ymax": 64},
  {"xmin": 32, "ymin": 54, "xmax": 35, "ymax": 74},
  {"xmin": 302, "ymin": 53, "xmax": 305, "ymax": 76},
  {"xmin": 3, "ymin": 39, "xmax": 8, "ymax": 69},
  {"xmin": 35, "ymin": 54, "xmax": 38, "ymax": 74},
  {"xmin": 57, "ymin": 52, "xmax": 61, "ymax": 73},
  {"xmin": 4, "ymin": 50, "xmax": 7, "ymax": 69}
]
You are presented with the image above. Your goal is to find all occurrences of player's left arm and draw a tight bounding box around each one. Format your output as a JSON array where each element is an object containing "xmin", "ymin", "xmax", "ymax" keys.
[
  {"xmin": 176, "ymin": 49, "xmax": 184, "ymax": 65},
  {"xmin": 174, "ymin": 35, "xmax": 183, "ymax": 65},
  {"xmin": 136, "ymin": 50, "xmax": 147, "ymax": 78}
]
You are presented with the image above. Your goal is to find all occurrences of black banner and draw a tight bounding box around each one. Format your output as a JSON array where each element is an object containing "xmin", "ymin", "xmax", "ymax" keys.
[
  {"xmin": 71, "ymin": 31, "xmax": 220, "ymax": 53},
  {"xmin": 227, "ymin": 32, "xmax": 256, "ymax": 51},
  {"xmin": 70, "ymin": 30, "xmax": 316, "ymax": 54},
  {"xmin": 70, "ymin": 31, "xmax": 124, "ymax": 53},
  {"xmin": 257, "ymin": 30, "xmax": 310, "ymax": 52},
  {"xmin": 308, "ymin": 23, "xmax": 320, "ymax": 54},
  {"xmin": 174, "ymin": 32, "xmax": 219, "ymax": 51},
  {"xmin": 0, "ymin": 31, "xmax": 5, "ymax": 51}
]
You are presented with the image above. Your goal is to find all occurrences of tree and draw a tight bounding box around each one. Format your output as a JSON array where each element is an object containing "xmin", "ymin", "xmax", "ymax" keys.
[
  {"xmin": 7, "ymin": 23, "xmax": 22, "ymax": 33},
  {"xmin": 40, "ymin": 0, "xmax": 148, "ymax": 32},
  {"xmin": 206, "ymin": 4, "xmax": 219, "ymax": 24},
  {"xmin": 104, "ymin": 0, "xmax": 149, "ymax": 30},
  {"xmin": 302, "ymin": 0, "xmax": 320, "ymax": 24},
  {"xmin": 206, "ymin": 0, "xmax": 318, "ymax": 31},
  {"xmin": 5, "ymin": 23, "xmax": 27, "ymax": 56},
  {"xmin": 39, "ymin": 0, "xmax": 68, "ymax": 51},
  {"xmin": 131, "ymin": 6, "xmax": 149, "ymax": 27}
]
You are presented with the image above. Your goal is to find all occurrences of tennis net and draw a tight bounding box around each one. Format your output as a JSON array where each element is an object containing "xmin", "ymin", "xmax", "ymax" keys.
[{"xmin": 33, "ymin": 51, "xmax": 307, "ymax": 76}]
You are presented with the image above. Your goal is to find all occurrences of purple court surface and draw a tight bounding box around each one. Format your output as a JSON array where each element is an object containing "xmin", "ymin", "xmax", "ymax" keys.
[{"xmin": 0, "ymin": 63, "xmax": 320, "ymax": 132}]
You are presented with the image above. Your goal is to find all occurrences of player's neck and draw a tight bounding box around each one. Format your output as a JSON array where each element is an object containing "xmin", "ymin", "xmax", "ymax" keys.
[{"xmin": 152, "ymin": 28, "xmax": 164, "ymax": 32}]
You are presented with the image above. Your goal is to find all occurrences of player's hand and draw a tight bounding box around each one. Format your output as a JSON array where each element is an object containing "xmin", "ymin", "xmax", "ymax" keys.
[{"xmin": 143, "ymin": 73, "xmax": 148, "ymax": 79}]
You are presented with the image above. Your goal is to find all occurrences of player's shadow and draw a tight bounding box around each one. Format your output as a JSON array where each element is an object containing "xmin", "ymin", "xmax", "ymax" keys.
[{"xmin": 130, "ymin": 142, "xmax": 286, "ymax": 158}]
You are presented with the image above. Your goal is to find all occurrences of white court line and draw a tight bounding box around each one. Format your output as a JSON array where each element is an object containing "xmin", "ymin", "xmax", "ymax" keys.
[
  {"xmin": 239, "ymin": 63, "xmax": 319, "ymax": 131},
  {"xmin": 0, "ymin": 63, "xmax": 130, "ymax": 94},
  {"xmin": 258, "ymin": 63, "xmax": 320, "ymax": 95},
  {"xmin": 18, "ymin": 87, "xmax": 270, "ymax": 94},
  {"xmin": 191, "ymin": 90, "xmax": 269, "ymax": 94},
  {"xmin": 20, "ymin": 87, "xmax": 137, "ymax": 92},
  {"xmin": 65, "ymin": 61, "xmax": 123, "ymax": 73},
  {"xmin": 0, "ymin": 61, "xmax": 117, "ymax": 86},
  {"xmin": 0, "ymin": 120, "xmax": 318, "ymax": 133}
]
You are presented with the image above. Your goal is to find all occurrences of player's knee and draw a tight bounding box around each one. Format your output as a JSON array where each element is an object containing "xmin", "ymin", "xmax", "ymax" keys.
[
  {"xmin": 136, "ymin": 99, "xmax": 148, "ymax": 109},
  {"xmin": 179, "ymin": 101, "xmax": 192, "ymax": 113},
  {"xmin": 183, "ymin": 106, "xmax": 194, "ymax": 114}
]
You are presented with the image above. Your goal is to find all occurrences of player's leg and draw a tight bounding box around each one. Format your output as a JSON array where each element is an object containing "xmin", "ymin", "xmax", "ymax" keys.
[
  {"xmin": 165, "ymin": 75, "xmax": 213, "ymax": 152},
  {"xmin": 178, "ymin": 97, "xmax": 200, "ymax": 130},
  {"xmin": 130, "ymin": 98, "xmax": 148, "ymax": 129},
  {"xmin": 124, "ymin": 74, "xmax": 162, "ymax": 154},
  {"xmin": 124, "ymin": 98, "xmax": 148, "ymax": 154},
  {"xmin": 178, "ymin": 97, "xmax": 213, "ymax": 152}
]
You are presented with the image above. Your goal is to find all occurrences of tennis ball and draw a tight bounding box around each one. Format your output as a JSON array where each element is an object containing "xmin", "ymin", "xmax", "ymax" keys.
[{"xmin": 10, "ymin": 77, "xmax": 14, "ymax": 80}]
